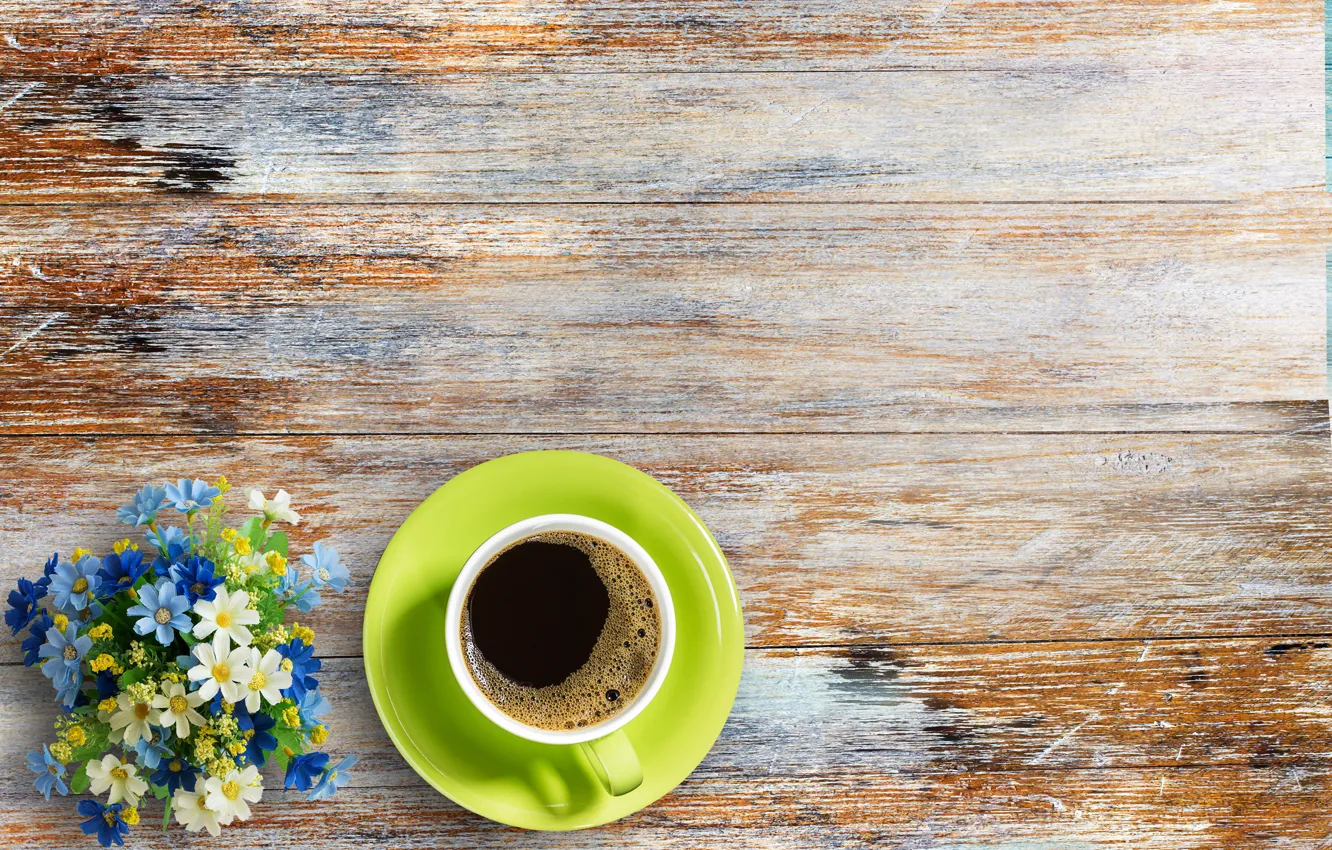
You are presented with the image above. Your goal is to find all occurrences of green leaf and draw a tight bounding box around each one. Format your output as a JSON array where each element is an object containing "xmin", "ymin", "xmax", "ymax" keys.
[
  {"xmin": 152, "ymin": 782, "xmax": 168, "ymax": 800},
  {"xmin": 239, "ymin": 517, "xmax": 266, "ymax": 552},
  {"xmin": 272, "ymin": 727, "xmax": 305, "ymax": 770},
  {"xmin": 70, "ymin": 761, "xmax": 89, "ymax": 794},
  {"xmin": 118, "ymin": 667, "xmax": 149, "ymax": 689},
  {"xmin": 265, "ymin": 530, "xmax": 289, "ymax": 558}
]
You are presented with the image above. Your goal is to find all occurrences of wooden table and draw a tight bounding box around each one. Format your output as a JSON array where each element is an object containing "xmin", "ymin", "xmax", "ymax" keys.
[{"xmin": 2, "ymin": 1, "xmax": 1329, "ymax": 846}]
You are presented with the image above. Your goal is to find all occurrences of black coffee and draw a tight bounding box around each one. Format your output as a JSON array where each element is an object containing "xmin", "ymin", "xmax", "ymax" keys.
[{"xmin": 461, "ymin": 531, "xmax": 661, "ymax": 731}]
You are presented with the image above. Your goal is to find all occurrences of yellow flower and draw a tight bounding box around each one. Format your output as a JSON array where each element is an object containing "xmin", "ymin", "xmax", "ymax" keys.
[
  {"xmin": 207, "ymin": 757, "xmax": 236, "ymax": 778},
  {"xmin": 98, "ymin": 697, "xmax": 119, "ymax": 713},
  {"xmin": 126, "ymin": 586, "xmax": 137, "ymax": 601},
  {"xmin": 227, "ymin": 741, "xmax": 247, "ymax": 756},
  {"xmin": 215, "ymin": 475, "xmax": 231, "ymax": 494},
  {"xmin": 89, "ymin": 653, "xmax": 118, "ymax": 673},
  {"xmin": 290, "ymin": 623, "xmax": 315, "ymax": 645},
  {"xmin": 220, "ymin": 700, "xmax": 235, "ymax": 715},
  {"xmin": 310, "ymin": 724, "xmax": 329, "ymax": 745},
  {"xmin": 88, "ymin": 623, "xmax": 114, "ymax": 641},
  {"xmin": 221, "ymin": 527, "xmax": 238, "ymax": 542},
  {"xmin": 282, "ymin": 706, "xmax": 301, "ymax": 728},
  {"xmin": 233, "ymin": 537, "xmax": 252, "ymax": 556},
  {"xmin": 72, "ymin": 548, "xmax": 91, "ymax": 563},
  {"xmin": 112, "ymin": 538, "xmax": 138, "ymax": 555},
  {"xmin": 64, "ymin": 726, "xmax": 86, "ymax": 747},
  {"xmin": 128, "ymin": 641, "xmax": 146, "ymax": 666},
  {"xmin": 49, "ymin": 742, "xmax": 72, "ymax": 763},
  {"xmin": 120, "ymin": 806, "xmax": 139, "ymax": 826},
  {"xmin": 193, "ymin": 736, "xmax": 216, "ymax": 763},
  {"xmin": 52, "ymin": 613, "xmax": 69, "ymax": 632},
  {"xmin": 266, "ymin": 551, "xmax": 288, "ymax": 577}
]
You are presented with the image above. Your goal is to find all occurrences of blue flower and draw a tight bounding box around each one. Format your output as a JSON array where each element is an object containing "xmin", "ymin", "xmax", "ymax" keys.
[
  {"xmin": 284, "ymin": 752, "xmax": 328, "ymax": 792},
  {"xmin": 279, "ymin": 568, "xmax": 320, "ymax": 613},
  {"xmin": 171, "ymin": 555, "xmax": 223, "ymax": 605},
  {"xmin": 50, "ymin": 556, "xmax": 103, "ymax": 618},
  {"xmin": 78, "ymin": 800, "xmax": 129, "ymax": 848},
  {"xmin": 132, "ymin": 727, "xmax": 174, "ymax": 770},
  {"xmin": 43, "ymin": 552, "xmax": 60, "ymax": 579},
  {"xmin": 6, "ymin": 577, "xmax": 46, "ymax": 635},
  {"xmin": 308, "ymin": 755, "xmax": 358, "ymax": 801},
  {"xmin": 276, "ymin": 638, "xmax": 321, "ymax": 702},
  {"xmin": 163, "ymin": 478, "xmax": 221, "ymax": 513},
  {"xmin": 96, "ymin": 550, "xmax": 148, "ymax": 599},
  {"xmin": 94, "ymin": 669, "xmax": 119, "ymax": 700},
  {"xmin": 297, "ymin": 687, "xmax": 331, "ymax": 728},
  {"xmin": 116, "ymin": 484, "xmax": 166, "ymax": 527},
  {"xmin": 38, "ymin": 622, "xmax": 91, "ymax": 705},
  {"xmin": 21, "ymin": 612, "xmax": 53, "ymax": 667},
  {"xmin": 151, "ymin": 756, "xmax": 199, "ymax": 794},
  {"xmin": 126, "ymin": 580, "xmax": 191, "ymax": 645},
  {"xmin": 147, "ymin": 526, "xmax": 193, "ymax": 578},
  {"xmin": 26, "ymin": 745, "xmax": 68, "ymax": 800},
  {"xmin": 302, "ymin": 542, "xmax": 351, "ymax": 592},
  {"xmin": 239, "ymin": 710, "xmax": 277, "ymax": 767}
]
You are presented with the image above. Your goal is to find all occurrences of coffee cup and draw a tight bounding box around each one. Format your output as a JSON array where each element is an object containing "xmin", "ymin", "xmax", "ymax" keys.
[{"xmin": 445, "ymin": 514, "xmax": 676, "ymax": 796}]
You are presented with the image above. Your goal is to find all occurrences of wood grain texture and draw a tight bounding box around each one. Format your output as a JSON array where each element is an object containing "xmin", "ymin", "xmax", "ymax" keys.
[
  {"xmin": 0, "ymin": 433, "xmax": 1328, "ymax": 655},
  {"xmin": 1, "ymin": 70, "xmax": 1322, "ymax": 201},
  {"xmin": 1, "ymin": 0, "xmax": 1319, "ymax": 73},
  {"xmin": 4, "ymin": 639, "xmax": 1331, "ymax": 846},
  {"xmin": 1, "ymin": 198, "xmax": 1327, "ymax": 434}
]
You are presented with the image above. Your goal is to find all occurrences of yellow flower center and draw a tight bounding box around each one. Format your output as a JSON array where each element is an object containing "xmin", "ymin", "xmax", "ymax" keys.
[
  {"xmin": 215, "ymin": 612, "xmax": 232, "ymax": 628},
  {"xmin": 71, "ymin": 577, "xmax": 89, "ymax": 594},
  {"xmin": 154, "ymin": 607, "xmax": 173, "ymax": 625},
  {"xmin": 212, "ymin": 663, "xmax": 231, "ymax": 681},
  {"xmin": 111, "ymin": 767, "xmax": 128, "ymax": 781},
  {"xmin": 47, "ymin": 764, "xmax": 59, "ymax": 775},
  {"xmin": 169, "ymin": 759, "xmax": 182, "ymax": 772},
  {"xmin": 134, "ymin": 703, "xmax": 150, "ymax": 720},
  {"xmin": 103, "ymin": 812, "xmax": 117, "ymax": 826},
  {"xmin": 222, "ymin": 780, "xmax": 240, "ymax": 801},
  {"xmin": 191, "ymin": 582, "xmax": 206, "ymax": 596},
  {"xmin": 62, "ymin": 645, "xmax": 78, "ymax": 661},
  {"xmin": 170, "ymin": 695, "xmax": 188, "ymax": 714},
  {"xmin": 248, "ymin": 672, "xmax": 266, "ymax": 691}
]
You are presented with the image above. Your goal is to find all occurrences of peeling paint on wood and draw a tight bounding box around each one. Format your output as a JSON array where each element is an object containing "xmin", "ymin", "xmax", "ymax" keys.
[
  {"xmin": 0, "ymin": 434, "xmax": 1329, "ymax": 654},
  {"xmin": 0, "ymin": 0, "xmax": 1319, "ymax": 73},
  {"xmin": 0, "ymin": 198, "xmax": 1326, "ymax": 433},
  {"xmin": 0, "ymin": 71, "xmax": 1322, "ymax": 201}
]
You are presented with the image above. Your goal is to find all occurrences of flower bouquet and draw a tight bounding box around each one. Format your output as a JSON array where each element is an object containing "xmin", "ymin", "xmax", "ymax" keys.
[{"xmin": 8, "ymin": 477, "xmax": 356, "ymax": 846}]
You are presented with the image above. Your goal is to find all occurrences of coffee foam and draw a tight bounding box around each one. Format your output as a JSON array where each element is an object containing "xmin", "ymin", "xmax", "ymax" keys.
[{"xmin": 461, "ymin": 530, "xmax": 662, "ymax": 732}]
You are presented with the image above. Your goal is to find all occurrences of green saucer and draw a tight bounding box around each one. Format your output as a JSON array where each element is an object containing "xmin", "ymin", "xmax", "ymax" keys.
[{"xmin": 363, "ymin": 451, "xmax": 744, "ymax": 830}]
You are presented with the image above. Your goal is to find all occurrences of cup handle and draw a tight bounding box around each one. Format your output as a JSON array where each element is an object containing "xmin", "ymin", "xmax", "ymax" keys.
[{"xmin": 578, "ymin": 730, "xmax": 643, "ymax": 796}]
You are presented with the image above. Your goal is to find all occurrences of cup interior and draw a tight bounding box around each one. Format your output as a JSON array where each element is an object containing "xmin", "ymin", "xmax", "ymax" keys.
[{"xmin": 444, "ymin": 513, "xmax": 676, "ymax": 745}]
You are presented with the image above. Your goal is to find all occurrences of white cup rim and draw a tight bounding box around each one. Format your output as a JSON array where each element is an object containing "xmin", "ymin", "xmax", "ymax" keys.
[{"xmin": 444, "ymin": 513, "xmax": 676, "ymax": 745}]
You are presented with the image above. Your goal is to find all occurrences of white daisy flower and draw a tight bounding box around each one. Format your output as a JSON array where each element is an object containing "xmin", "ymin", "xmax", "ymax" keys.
[
  {"xmin": 86, "ymin": 754, "xmax": 148, "ymax": 806},
  {"xmin": 233, "ymin": 647, "xmax": 293, "ymax": 712},
  {"xmin": 186, "ymin": 641, "xmax": 250, "ymax": 703},
  {"xmin": 192, "ymin": 586, "xmax": 259, "ymax": 653},
  {"xmin": 248, "ymin": 488, "xmax": 301, "ymax": 525},
  {"xmin": 152, "ymin": 681, "xmax": 208, "ymax": 739},
  {"xmin": 109, "ymin": 692, "xmax": 162, "ymax": 747},
  {"xmin": 173, "ymin": 787, "xmax": 221, "ymax": 837},
  {"xmin": 204, "ymin": 765, "xmax": 263, "ymax": 824}
]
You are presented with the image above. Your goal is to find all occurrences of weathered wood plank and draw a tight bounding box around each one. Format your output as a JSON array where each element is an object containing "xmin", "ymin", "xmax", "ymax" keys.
[
  {"xmin": 0, "ymin": 0, "xmax": 1318, "ymax": 73},
  {"xmin": 15, "ymin": 638, "xmax": 1331, "ymax": 795},
  {"xmin": 0, "ymin": 433, "xmax": 1328, "ymax": 653},
  {"xmin": 1, "ymin": 766, "xmax": 1328, "ymax": 847},
  {"xmin": 1, "ymin": 200, "xmax": 1326, "ymax": 434},
  {"xmin": 0, "ymin": 71, "xmax": 1321, "ymax": 201}
]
